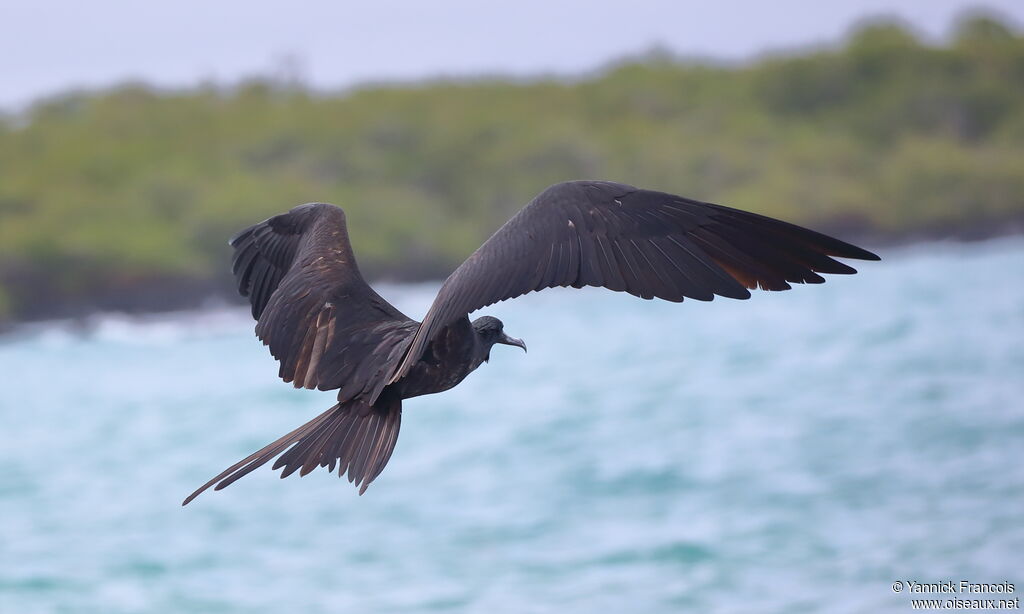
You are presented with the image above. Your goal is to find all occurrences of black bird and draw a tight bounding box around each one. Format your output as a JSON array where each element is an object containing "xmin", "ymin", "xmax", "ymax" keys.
[{"xmin": 183, "ymin": 180, "xmax": 879, "ymax": 505}]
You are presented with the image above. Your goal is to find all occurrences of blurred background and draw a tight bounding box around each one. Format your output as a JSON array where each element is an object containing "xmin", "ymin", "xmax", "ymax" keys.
[{"xmin": 1, "ymin": 2, "xmax": 1022, "ymax": 613}]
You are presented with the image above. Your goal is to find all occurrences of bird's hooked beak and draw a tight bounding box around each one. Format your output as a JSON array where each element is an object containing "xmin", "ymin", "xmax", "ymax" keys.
[{"xmin": 497, "ymin": 332, "xmax": 527, "ymax": 353}]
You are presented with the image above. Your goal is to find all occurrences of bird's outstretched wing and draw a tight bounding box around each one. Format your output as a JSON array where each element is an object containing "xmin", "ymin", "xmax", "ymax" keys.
[
  {"xmin": 231, "ymin": 203, "xmax": 416, "ymax": 402},
  {"xmin": 391, "ymin": 180, "xmax": 879, "ymax": 384}
]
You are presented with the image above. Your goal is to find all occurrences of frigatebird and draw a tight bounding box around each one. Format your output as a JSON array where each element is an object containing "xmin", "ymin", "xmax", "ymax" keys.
[{"xmin": 183, "ymin": 180, "xmax": 878, "ymax": 505}]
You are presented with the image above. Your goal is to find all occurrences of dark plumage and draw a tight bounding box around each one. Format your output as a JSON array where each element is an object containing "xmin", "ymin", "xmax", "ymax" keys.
[{"xmin": 183, "ymin": 180, "xmax": 879, "ymax": 505}]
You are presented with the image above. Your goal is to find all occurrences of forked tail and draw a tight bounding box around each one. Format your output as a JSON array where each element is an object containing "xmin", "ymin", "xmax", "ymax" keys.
[{"xmin": 183, "ymin": 396, "xmax": 402, "ymax": 505}]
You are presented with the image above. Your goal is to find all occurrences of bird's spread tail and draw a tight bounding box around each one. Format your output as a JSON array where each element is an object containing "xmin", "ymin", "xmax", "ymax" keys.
[{"xmin": 182, "ymin": 396, "xmax": 402, "ymax": 505}]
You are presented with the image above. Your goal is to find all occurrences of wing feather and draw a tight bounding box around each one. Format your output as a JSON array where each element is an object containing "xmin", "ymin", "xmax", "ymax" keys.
[
  {"xmin": 229, "ymin": 203, "xmax": 417, "ymax": 399},
  {"xmin": 388, "ymin": 180, "xmax": 879, "ymax": 388}
]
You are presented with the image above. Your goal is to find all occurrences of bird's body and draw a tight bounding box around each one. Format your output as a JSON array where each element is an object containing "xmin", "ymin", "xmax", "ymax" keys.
[
  {"xmin": 388, "ymin": 315, "xmax": 514, "ymax": 400},
  {"xmin": 184, "ymin": 180, "xmax": 879, "ymax": 505}
]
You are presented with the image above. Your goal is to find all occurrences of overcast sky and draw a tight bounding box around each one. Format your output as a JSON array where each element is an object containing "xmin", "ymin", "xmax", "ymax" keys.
[{"xmin": 2, "ymin": 1, "xmax": 1022, "ymax": 111}]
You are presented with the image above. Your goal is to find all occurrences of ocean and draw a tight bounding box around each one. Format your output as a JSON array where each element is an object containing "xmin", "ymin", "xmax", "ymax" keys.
[{"xmin": 2, "ymin": 238, "xmax": 1022, "ymax": 613}]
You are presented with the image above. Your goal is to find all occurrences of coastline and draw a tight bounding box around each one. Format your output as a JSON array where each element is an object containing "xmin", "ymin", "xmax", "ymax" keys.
[{"xmin": 4, "ymin": 227, "xmax": 1021, "ymax": 335}]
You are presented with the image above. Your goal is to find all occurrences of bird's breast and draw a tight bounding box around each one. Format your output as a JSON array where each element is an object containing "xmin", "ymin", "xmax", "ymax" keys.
[{"xmin": 394, "ymin": 318, "xmax": 479, "ymax": 399}]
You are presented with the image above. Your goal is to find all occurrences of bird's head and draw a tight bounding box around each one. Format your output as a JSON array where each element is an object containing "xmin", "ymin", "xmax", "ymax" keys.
[{"xmin": 472, "ymin": 316, "xmax": 526, "ymax": 361}]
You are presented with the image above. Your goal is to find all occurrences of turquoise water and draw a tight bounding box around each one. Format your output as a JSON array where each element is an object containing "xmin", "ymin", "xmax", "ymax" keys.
[{"xmin": 2, "ymin": 239, "xmax": 1023, "ymax": 613}]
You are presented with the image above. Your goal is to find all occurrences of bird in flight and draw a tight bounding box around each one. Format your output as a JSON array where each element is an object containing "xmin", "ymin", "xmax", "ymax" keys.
[{"xmin": 183, "ymin": 181, "xmax": 878, "ymax": 505}]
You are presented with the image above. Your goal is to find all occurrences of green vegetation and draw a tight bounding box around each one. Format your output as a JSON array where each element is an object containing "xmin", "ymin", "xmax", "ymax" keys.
[{"xmin": 1, "ymin": 15, "xmax": 1022, "ymax": 322}]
